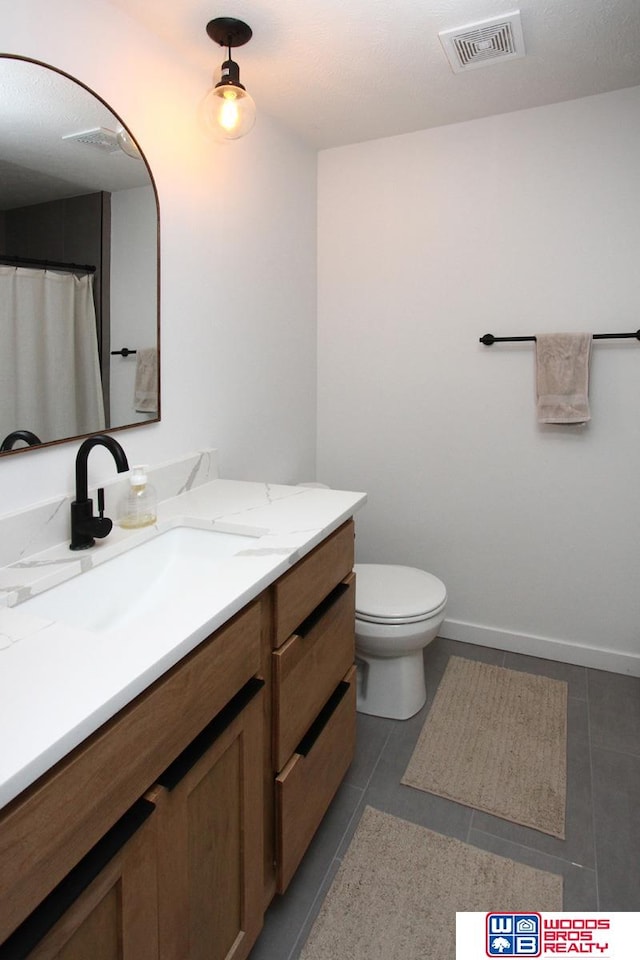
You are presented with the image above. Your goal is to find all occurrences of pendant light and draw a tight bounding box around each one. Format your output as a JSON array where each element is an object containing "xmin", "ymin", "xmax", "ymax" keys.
[{"xmin": 203, "ymin": 17, "xmax": 256, "ymax": 141}]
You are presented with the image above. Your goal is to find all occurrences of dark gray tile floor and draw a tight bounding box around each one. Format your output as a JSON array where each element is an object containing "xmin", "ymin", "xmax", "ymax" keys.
[{"xmin": 249, "ymin": 638, "xmax": 640, "ymax": 960}]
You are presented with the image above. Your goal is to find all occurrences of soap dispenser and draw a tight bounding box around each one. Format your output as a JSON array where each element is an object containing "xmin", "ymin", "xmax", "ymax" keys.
[{"xmin": 118, "ymin": 465, "xmax": 157, "ymax": 529}]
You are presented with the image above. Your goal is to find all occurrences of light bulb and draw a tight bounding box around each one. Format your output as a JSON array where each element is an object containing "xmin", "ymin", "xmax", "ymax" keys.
[
  {"xmin": 201, "ymin": 83, "xmax": 256, "ymax": 141},
  {"xmin": 219, "ymin": 90, "xmax": 240, "ymax": 132}
]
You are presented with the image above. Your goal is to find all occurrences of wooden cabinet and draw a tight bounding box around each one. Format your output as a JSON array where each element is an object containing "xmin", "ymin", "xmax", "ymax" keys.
[
  {"xmin": 0, "ymin": 601, "xmax": 262, "ymax": 943},
  {"xmin": 0, "ymin": 601, "xmax": 263, "ymax": 957},
  {"xmin": 0, "ymin": 797, "xmax": 159, "ymax": 960},
  {"xmin": 0, "ymin": 518, "xmax": 358, "ymax": 955},
  {"xmin": 155, "ymin": 680, "xmax": 264, "ymax": 960},
  {"xmin": 270, "ymin": 521, "xmax": 357, "ymax": 894},
  {"xmin": 0, "ymin": 680, "xmax": 265, "ymax": 960}
]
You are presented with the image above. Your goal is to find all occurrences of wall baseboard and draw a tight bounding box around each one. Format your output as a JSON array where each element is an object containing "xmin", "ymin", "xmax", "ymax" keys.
[{"xmin": 440, "ymin": 618, "xmax": 640, "ymax": 677}]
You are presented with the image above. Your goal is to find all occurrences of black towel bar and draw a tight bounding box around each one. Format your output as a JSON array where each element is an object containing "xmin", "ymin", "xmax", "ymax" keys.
[{"xmin": 480, "ymin": 331, "xmax": 640, "ymax": 346}]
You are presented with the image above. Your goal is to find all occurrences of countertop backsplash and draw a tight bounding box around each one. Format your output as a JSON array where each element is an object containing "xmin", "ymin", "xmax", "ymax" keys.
[{"xmin": 0, "ymin": 449, "xmax": 219, "ymax": 569}]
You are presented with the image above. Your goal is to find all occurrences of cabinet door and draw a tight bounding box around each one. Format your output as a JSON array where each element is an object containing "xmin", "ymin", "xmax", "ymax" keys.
[
  {"xmin": 157, "ymin": 680, "xmax": 264, "ymax": 960},
  {"xmin": 0, "ymin": 798, "xmax": 158, "ymax": 960}
]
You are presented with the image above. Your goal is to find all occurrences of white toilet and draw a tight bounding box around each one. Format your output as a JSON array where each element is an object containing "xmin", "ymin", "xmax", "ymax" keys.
[{"xmin": 354, "ymin": 563, "xmax": 447, "ymax": 720}]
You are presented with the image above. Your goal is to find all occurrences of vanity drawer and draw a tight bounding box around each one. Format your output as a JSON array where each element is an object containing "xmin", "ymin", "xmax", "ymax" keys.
[
  {"xmin": 275, "ymin": 666, "xmax": 356, "ymax": 893},
  {"xmin": 272, "ymin": 574, "xmax": 355, "ymax": 772},
  {"xmin": 273, "ymin": 520, "xmax": 354, "ymax": 648}
]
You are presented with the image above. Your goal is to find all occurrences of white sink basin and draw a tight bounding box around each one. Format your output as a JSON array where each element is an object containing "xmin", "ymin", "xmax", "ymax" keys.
[{"xmin": 19, "ymin": 526, "xmax": 258, "ymax": 634}]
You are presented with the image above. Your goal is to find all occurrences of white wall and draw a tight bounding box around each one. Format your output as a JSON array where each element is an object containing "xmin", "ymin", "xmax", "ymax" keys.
[
  {"xmin": 317, "ymin": 87, "xmax": 640, "ymax": 674},
  {"xmin": 1, "ymin": 0, "xmax": 317, "ymax": 511},
  {"xmin": 5, "ymin": 3, "xmax": 640, "ymax": 675}
]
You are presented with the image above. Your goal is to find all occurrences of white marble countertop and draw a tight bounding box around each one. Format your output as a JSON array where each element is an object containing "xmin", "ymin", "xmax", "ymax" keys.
[{"xmin": 0, "ymin": 478, "xmax": 366, "ymax": 809}]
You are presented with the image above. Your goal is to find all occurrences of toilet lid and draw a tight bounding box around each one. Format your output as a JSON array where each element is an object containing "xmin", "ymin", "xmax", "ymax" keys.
[{"xmin": 354, "ymin": 564, "xmax": 447, "ymax": 624}]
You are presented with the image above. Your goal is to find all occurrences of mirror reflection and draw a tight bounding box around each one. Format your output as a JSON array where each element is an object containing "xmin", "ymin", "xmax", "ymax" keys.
[{"xmin": 0, "ymin": 56, "xmax": 159, "ymax": 456}]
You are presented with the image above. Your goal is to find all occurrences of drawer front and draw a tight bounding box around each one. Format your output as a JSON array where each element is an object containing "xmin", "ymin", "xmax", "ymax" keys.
[
  {"xmin": 0, "ymin": 601, "xmax": 262, "ymax": 944},
  {"xmin": 272, "ymin": 575, "xmax": 355, "ymax": 772},
  {"xmin": 275, "ymin": 667, "xmax": 356, "ymax": 894},
  {"xmin": 273, "ymin": 520, "xmax": 354, "ymax": 648}
]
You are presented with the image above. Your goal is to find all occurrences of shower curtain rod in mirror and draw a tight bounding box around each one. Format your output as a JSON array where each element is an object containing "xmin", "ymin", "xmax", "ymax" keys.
[{"xmin": 0, "ymin": 254, "xmax": 96, "ymax": 274}]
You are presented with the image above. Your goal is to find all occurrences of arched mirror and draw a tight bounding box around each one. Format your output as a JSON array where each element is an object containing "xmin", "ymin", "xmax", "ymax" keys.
[{"xmin": 0, "ymin": 55, "xmax": 160, "ymax": 457}]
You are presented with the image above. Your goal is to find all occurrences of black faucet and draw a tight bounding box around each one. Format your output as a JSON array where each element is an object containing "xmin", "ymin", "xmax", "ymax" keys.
[
  {"xmin": 70, "ymin": 435, "xmax": 129, "ymax": 550},
  {"xmin": 1, "ymin": 430, "xmax": 42, "ymax": 451}
]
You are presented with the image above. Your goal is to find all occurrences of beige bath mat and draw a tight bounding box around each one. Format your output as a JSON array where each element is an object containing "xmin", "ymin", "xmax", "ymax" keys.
[
  {"xmin": 402, "ymin": 656, "xmax": 568, "ymax": 837},
  {"xmin": 299, "ymin": 806, "xmax": 562, "ymax": 960}
]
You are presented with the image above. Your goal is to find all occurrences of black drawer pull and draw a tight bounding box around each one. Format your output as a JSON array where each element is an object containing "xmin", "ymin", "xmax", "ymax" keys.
[
  {"xmin": 158, "ymin": 677, "xmax": 264, "ymax": 791},
  {"xmin": 0, "ymin": 797, "xmax": 155, "ymax": 959},
  {"xmin": 296, "ymin": 580, "xmax": 350, "ymax": 638},
  {"xmin": 296, "ymin": 679, "xmax": 350, "ymax": 757}
]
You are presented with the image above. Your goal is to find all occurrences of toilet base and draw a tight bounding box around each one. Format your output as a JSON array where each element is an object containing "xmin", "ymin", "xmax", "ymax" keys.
[{"xmin": 356, "ymin": 649, "xmax": 426, "ymax": 720}]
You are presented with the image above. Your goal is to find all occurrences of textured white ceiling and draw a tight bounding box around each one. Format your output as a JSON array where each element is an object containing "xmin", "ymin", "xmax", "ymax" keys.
[
  {"xmin": 0, "ymin": 58, "xmax": 152, "ymax": 210},
  {"xmin": 106, "ymin": 0, "xmax": 640, "ymax": 148}
]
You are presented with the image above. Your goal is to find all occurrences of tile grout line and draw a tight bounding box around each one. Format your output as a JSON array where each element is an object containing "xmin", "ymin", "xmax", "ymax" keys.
[
  {"xmin": 285, "ymin": 820, "xmax": 356, "ymax": 960},
  {"xmin": 469, "ymin": 825, "xmax": 596, "ymax": 876},
  {"xmin": 466, "ymin": 809, "xmax": 475, "ymax": 843},
  {"xmin": 588, "ymin": 740, "xmax": 640, "ymax": 761}
]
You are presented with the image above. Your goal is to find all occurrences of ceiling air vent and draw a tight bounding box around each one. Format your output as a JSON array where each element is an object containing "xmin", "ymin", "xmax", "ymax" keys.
[
  {"xmin": 61, "ymin": 127, "xmax": 121, "ymax": 152},
  {"xmin": 439, "ymin": 11, "xmax": 525, "ymax": 73}
]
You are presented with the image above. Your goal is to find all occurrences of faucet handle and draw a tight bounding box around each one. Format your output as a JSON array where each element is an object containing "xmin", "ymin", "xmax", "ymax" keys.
[
  {"xmin": 92, "ymin": 516, "xmax": 113, "ymax": 539},
  {"xmin": 93, "ymin": 488, "xmax": 112, "ymax": 537}
]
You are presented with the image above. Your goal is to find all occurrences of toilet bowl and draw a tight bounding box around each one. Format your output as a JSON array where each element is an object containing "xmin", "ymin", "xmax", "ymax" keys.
[{"xmin": 354, "ymin": 563, "xmax": 447, "ymax": 720}]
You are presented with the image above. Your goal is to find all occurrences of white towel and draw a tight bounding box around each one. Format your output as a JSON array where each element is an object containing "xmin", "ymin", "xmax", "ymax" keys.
[
  {"xmin": 134, "ymin": 347, "xmax": 158, "ymax": 414},
  {"xmin": 535, "ymin": 333, "xmax": 592, "ymax": 424}
]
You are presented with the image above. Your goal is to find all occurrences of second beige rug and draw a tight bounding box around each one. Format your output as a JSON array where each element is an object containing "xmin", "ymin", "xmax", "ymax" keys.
[
  {"xmin": 402, "ymin": 656, "xmax": 568, "ymax": 837},
  {"xmin": 299, "ymin": 806, "xmax": 562, "ymax": 960}
]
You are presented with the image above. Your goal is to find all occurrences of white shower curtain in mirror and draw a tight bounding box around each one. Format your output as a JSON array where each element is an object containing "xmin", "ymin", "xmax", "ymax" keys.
[{"xmin": 0, "ymin": 266, "xmax": 105, "ymax": 444}]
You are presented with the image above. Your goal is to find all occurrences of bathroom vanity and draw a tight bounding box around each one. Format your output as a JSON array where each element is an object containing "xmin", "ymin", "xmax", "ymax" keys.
[{"xmin": 0, "ymin": 470, "xmax": 365, "ymax": 959}]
